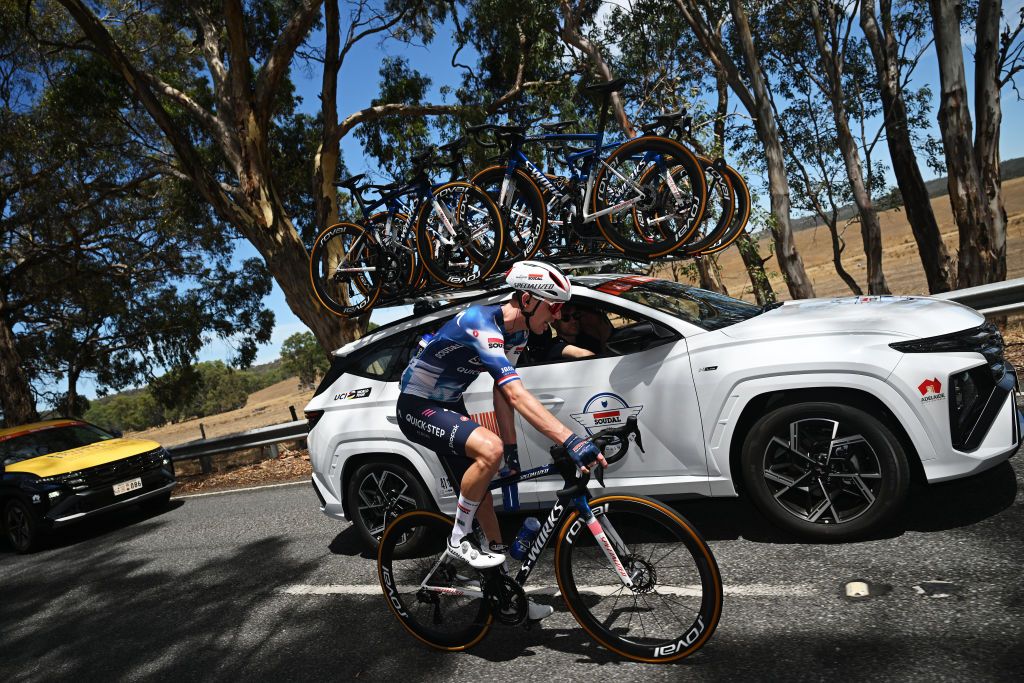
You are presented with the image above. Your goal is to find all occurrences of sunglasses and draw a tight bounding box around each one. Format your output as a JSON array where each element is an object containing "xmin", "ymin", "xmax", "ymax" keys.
[
  {"xmin": 557, "ymin": 310, "xmax": 583, "ymax": 321},
  {"xmin": 546, "ymin": 301, "xmax": 565, "ymax": 315}
]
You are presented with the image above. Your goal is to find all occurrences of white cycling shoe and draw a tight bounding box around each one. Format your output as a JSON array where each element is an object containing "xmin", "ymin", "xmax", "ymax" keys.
[
  {"xmin": 447, "ymin": 536, "xmax": 506, "ymax": 569},
  {"xmin": 526, "ymin": 600, "xmax": 554, "ymax": 621}
]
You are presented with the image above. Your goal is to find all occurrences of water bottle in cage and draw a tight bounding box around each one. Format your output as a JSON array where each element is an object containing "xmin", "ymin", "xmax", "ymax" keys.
[
  {"xmin": 500, "ymin": 467, "xmax": 519, "ymax": 511},
  {"xmin": 509, "ymin": 517, "xmax": 541, "ymax": 561}
]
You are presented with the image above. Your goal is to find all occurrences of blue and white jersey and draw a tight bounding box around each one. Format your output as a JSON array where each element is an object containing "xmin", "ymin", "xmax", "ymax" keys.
[{"xmin": 399, "ymin": 304, "xmax": 528, "ymax": 402}]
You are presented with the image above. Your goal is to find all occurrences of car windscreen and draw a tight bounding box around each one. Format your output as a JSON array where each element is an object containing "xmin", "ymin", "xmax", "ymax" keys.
[
  {"xmin": 0, "ymin": 424, "xmax": 115, "ymax": 466},
  {"xmin": 611, "ymin": 280, "xmax": 763, "ymax": 331}
]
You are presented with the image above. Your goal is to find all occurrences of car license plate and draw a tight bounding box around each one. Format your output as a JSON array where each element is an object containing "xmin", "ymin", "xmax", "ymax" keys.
[{"xmin": 113, "ymin": 478, "xmax": 142, "ymax": 496}]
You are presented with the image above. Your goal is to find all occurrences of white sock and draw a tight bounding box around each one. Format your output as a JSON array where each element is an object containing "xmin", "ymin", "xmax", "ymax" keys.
[{"xmin": 450, "ymin": 494, "xmax": 480, "ymax": 545}]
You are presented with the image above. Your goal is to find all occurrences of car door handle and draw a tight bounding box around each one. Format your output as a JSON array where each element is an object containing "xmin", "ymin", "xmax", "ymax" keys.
[
  {"xmin": 537, "ymin": 395, "xmax": 564, "ymax": 408},
  {"xmin": 386, "ymin": 415, "xmax": 398, "ymax": 424}
]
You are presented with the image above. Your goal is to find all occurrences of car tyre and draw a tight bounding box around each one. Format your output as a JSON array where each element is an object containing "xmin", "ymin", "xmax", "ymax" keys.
[
  {"xmin": 4, "ymin": 498, "xmax": 45, "ymax": 554},
  {"xmin": 740, "ymin": 401, "xmax": 910, "ymax": 540},
  {"xmin": 347, "ymin": 461, "xmax": 433, "ymax": 553}
]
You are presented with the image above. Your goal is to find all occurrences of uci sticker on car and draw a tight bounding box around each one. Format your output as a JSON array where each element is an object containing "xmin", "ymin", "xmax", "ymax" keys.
[
  {"xmin": 334, "ymin": 388, "xmax": 372, "ymax": 400},
  {"xmin": 571, "ymin": 392, "xmax": 643, "ymax": 435}
]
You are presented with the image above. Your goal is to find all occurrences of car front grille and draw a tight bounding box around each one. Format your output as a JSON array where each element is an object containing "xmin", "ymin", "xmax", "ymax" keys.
[{"xmin": 57, "ymin": 448, "xmax": 167, "ymax": 491}]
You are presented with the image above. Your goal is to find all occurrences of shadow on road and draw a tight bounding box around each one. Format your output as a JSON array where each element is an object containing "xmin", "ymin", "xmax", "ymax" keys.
[{"xmin": 0, "ymin": 499, "xmax": 185, "ymax": 556}]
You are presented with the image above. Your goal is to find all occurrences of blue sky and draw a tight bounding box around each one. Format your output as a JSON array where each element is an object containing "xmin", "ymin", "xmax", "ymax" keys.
[{"xmin": 80, "ymin": 5, "xmax": 1024, "ymax": 400}]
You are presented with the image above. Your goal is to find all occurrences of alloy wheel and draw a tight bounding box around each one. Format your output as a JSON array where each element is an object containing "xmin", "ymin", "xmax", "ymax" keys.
[
  {"xmin": 761, "ymin": 418, "xmax": 883, "ymax": 525},
  {"xmin": 355, "ymin": 469, "xmax": 420, "ymax": 540}
]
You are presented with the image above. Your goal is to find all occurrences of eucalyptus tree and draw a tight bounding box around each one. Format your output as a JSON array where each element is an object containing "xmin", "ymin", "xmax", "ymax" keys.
[
  {"xmin": 1, "ymin": 14, "xmax": 274, "ymax": 425},
  {"xmin": 929, "ymin": 0, "xmax": 1022, "ymax": 286},
  {"xmin": 805, "ymin": 0, "xmax": 889, "ymax": 294},
  {"xmin": 673, "ymin": 0, "xmax": 815, "ymax": 300},
  {"xmin": 860, "ymin": 0, "xmax": 954, "ymax": 292},
  {"xmin": 759, "ymin": 1, "xmax": 890, "ymax": 294},
  {"xmin": 50, "ymin": 0, "xmax": 554, "ymax": 355}
]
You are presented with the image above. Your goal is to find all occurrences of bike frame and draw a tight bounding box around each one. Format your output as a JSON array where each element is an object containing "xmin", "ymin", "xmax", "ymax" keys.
[
  {"xmin": 415, "ymin": 461, "xmax": 637, "ymax": 601},
  {"xmin": 497, "ymin": 132, "xmax": 686, "ymax": 230}
]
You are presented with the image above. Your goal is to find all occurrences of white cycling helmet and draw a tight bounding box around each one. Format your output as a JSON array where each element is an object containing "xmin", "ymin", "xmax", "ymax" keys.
[{"xmin": 505, "ymin": 260, "xmax": 572, "ymax": 302}]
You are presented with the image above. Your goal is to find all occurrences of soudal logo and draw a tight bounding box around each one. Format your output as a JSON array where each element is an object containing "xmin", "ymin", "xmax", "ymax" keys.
[
  {"xmin": 527, "ymin": 273, "xmax": 544, "ymax": 280},
  {"xmin": 571, "ymin": 392, "xmax": 643, "ymax": 434},
  {"xmin": 487, "ymin": 336, "xmax": 504, "ymax": 349},
  {"xmin": 918, "ymin": 377, "xmax": 945, "ymax": 402}
]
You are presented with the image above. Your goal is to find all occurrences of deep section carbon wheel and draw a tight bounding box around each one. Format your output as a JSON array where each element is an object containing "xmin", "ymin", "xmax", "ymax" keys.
[
  {"xmin": 554, "ymin": 495, "xmax": 722, "ymax": 663},
  {"xmin": 377, "ymin": 510, "xmax": 493, "ymax": 650}
]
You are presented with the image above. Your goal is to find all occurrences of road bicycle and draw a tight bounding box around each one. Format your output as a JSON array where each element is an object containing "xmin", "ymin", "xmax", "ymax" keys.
[
  {"xmin": 376, "ymin": 417, "xmax": 723, "ymax": 663},
  {"xmin": 469, "ymin": 78, "xmax": 709, "ymax": 261},
  {"xmin": 309, "ymin": 142, "xmax": 505, "ymax": 317},
  {"xmin": 636, "ymin": 110, "xmax": 751, "ymax": 257}
]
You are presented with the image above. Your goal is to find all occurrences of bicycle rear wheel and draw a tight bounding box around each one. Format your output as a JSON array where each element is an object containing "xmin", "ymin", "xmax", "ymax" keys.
[
  {"xmin": 697, "ymin": 163, "xmax": 750, "ymax": 255},
  {"xmin": 377, "ymin": 510, "xmax": 493, "ymax": 650},
  {"xmin": 554, "ymin": 495, "xmax": 722, "ymax": 663},
  {"xmin": 471, "ymin": 166, "xmax": 547, "ymax": 264},
  {"xmin": 592, "ymin": 137, "xmax": 707, "ymax": 258},
  {"xmin": 309, "ymin": 222, "xmax": 382, "ymax": 317},
  {"xmin": 416, "ymin": 182, "xmax": 505, "ymax": 288}
]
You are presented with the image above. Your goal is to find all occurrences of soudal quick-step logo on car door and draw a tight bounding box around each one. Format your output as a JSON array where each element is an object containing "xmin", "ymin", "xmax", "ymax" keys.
[{"xmin": 571, "ymin": 392, "xmax": 643, "ymax": 435}]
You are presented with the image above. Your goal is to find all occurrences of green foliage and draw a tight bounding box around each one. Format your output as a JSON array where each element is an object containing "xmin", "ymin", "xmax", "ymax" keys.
[
  {"xmin": 280, "ymin": 332, "xmax": 329, "ymax": 390},
  {"xmin": 355, "ymin": 57, "xmax": 434, "ymax": 178},
  {"xmin": 83, "ymin": 359, "xmax": 292, "ymax": 431},
  {"xmin": 1, "ymin": 5, "xmax": 275, "ymax": 416}
]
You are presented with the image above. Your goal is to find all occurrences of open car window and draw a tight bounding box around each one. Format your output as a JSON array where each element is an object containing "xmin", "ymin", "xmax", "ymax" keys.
[{"xmin": 519, "ymin": 302, "xmax": 677, "ymax": 367}]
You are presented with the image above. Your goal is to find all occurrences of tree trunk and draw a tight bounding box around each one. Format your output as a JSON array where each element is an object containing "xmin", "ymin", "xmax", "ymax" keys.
[
  {"xmin": 728, "ymin": 0, "xmax": 815, "ymax": 300},
  {"xmin": 695, "ymin": 255, "xmax": 727, "ymax": 293},
  {"xmin": 860, "ymin": 0, "xmax": 954, "ymax": 293},
  {"xmin": 824, "ymin": 217, "xmax": 863, "ymax": 295},
  {"xmin": 557, "ymin": 1, "xmax": 636, "ymax": 136},
  {"xmin": 929, "ymin": 0, "xmax": 1002, "ymax": 287},
  {"xmin": 974, "ymin": 0, "xmax": 1008, "ymax": 281},
  {"xmin": 66, "ymin": 366, "xmax": 81, "ymax": 418},
  {"xmin": 0, "ymin": 313, "xmax": 39, "ymax": 426},
  {"xmin": 736, "ymin": 232, "xmax": 776, "ymax": 305},
  {"xmin": 810, "ymin": 2, "xmax": 889, "ymax": 295}
]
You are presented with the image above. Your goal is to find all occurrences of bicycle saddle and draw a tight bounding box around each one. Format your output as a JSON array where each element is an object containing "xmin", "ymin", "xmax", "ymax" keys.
[
  {"xmin": 583, "ymin": 77, "xmax": 628, "ymax": 95},
  {"xmin": 337, "ymin": 173, "xmax": 366, "ymax": 189},
  {"xmin": 539, "ymin": 120, "xmax": 579, "ymax": 133},
  {"xmin": 439, "ymin": 137, "xmax": 467, "ymax": 153}
]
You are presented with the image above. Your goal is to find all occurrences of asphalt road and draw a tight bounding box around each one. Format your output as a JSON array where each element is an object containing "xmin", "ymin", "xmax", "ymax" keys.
[{"xmin": 2, "ymin": 454, "xmax": 1023, "ymax": 682}]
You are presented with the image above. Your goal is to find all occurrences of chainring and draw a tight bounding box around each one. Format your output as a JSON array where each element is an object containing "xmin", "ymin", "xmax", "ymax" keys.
[{"xmin": 486, "ymin": 573, "xmax": 528, "ymax": 626}]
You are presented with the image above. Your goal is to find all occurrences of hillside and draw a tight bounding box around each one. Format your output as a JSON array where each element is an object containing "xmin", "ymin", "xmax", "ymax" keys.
[
  {"xmin": 791, "ymin": 156, "xmax": 1024, "ymax": 232},
  {"xmin": 709, "ymin": 175, "xmax": 1024, "ymax": 300},
  {"xmin": 128, "ymin": 376, "xmax": 314, "ymax": 446}
]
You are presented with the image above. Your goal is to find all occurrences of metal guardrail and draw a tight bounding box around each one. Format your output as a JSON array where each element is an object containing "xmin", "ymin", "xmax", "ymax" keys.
[
  {"xmin": 935, "ymin": 276, "xmax": 1024, "ymax": 316},
  {"xmin": 167, "ymin": 276, "xmax": 1024, "ymax": 464},
  {"xmin": 166, "ymin": 420, "xmax": 308, "ymax": 463}
]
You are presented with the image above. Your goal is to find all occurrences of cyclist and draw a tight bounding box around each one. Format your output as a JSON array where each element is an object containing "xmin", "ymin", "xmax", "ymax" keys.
[{"xmin": 396, "ymin": 260, "xmax": 607, "ymax": 617}]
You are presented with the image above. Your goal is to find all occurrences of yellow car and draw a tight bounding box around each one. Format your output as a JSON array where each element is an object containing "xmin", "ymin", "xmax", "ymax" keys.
[{"xmin": 0, "ymin": 419, "xmax": 176, "ymax": 553}]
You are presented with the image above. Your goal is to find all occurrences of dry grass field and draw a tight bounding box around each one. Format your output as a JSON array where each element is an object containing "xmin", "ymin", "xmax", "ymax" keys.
[
  {"xmin": 129, "ymin": 377, "xmax": 314, "ymax": 447},
  {"xmin": 709, "ymin": 175, "xmax": 1024, "ymax": 301}
]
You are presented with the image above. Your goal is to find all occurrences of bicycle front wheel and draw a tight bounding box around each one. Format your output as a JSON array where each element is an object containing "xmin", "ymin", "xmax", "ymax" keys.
[
  {"xmin": 308, "ymin": 222, "xmax": 382, "ymax": 317},
  {"xmin": 554, "ymin": 495, "xmax": 722, "ymax": 663},
  {"xmin": 377, "ymin": 511, "xmax": 493, "ymax": 651},
  {"xmin": 416, "ymin": 182, "xmax": 504, "ymax": 288}
]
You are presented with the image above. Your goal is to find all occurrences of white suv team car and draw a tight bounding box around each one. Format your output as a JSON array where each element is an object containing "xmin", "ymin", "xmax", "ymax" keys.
[{"xmin": 305, "ymin": 274, "xmax": 1022, "ymax": 547}]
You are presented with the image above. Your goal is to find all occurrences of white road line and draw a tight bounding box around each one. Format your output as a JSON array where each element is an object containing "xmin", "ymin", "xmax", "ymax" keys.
[
  {"xmin": 280, "ymin": 583, "xmax": 816, "ymax": 597},
  {"xmin": 173, "ymin": 480, "xmax": 308, "ymax": 499}
]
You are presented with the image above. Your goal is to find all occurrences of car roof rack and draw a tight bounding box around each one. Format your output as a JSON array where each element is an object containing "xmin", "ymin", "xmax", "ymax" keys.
[{"xmin": 376, "ymin": 256, "xmax": 628, "ymax": 313}]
